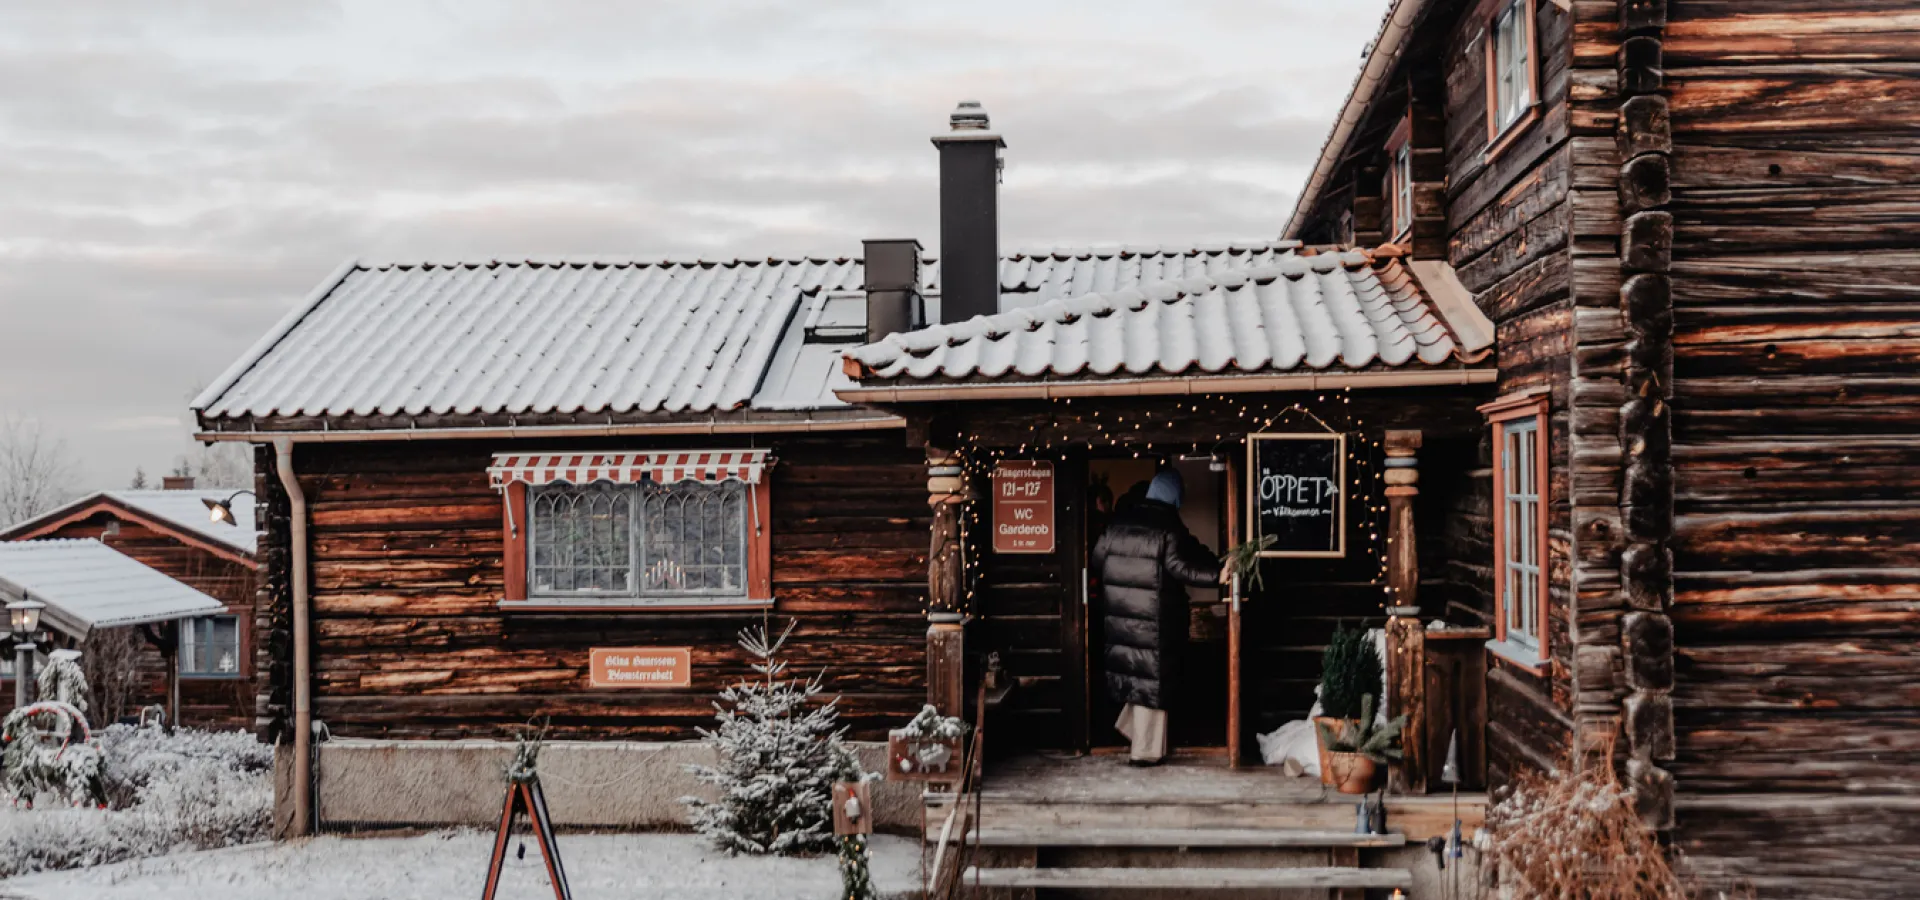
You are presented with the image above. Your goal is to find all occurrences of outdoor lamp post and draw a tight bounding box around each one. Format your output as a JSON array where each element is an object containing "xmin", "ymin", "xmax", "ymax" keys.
[
  {"xmin": 204, "ymin": 489, "xmax": 255, "ymax": 526},
  {"xmin": 8, "ymin": 598, "xmax": 45, "ymax": 708}
]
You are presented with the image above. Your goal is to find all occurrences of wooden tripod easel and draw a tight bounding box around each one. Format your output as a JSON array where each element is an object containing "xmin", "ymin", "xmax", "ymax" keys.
[{"xmin": 480, "ymin": 776, "xmax": 572, "ymax": 900}]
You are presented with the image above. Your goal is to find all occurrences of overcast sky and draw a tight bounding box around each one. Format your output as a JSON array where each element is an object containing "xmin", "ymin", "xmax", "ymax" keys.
[{"xmin": 0, "ymin": 0, "xmax": 1389, "ymax": 491}]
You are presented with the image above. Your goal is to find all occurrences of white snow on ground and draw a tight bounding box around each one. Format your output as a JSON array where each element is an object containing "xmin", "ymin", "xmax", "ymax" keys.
[
  {"xmin": 0, "ymin": 725, "xmax": 272, "ymax": 878},
  {"xmin": 0, "ymin": 830, "xmax": 925, "ymax": 900}
]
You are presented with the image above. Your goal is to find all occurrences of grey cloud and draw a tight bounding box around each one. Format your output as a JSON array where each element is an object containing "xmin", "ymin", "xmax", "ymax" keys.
[{"xmin": 0, "ymin": 0, "xmax": 1389, "ymax": 489}]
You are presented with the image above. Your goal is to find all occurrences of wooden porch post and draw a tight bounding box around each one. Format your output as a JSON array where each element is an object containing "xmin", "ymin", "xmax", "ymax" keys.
[
  {"xmin": 926, "ymin": 447, "xmax": 969, "ymax": 717},
  {"xmin": 1382, "ymin": 430, "xmax": 1424, "ymax": 793}
]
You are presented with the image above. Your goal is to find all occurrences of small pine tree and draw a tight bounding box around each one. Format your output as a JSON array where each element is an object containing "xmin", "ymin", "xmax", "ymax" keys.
[
  {"xmin": 1319, "ymin": 623, "xmax": 1383, "ymax": 721},
  {"xmin": 129, "ymin": 467, "xmax": 149, "ymax": 489},
  {"xmin": 681, "ymin": 619, "xmax": 861, "ymax": 856}
]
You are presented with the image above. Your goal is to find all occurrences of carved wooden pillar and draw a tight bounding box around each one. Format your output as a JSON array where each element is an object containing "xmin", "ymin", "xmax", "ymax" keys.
[
  {"xmin": 1382, "ymin": 430, "xmax": 1424, "ymax": 792},
  {"xmin": 926, "ymin": 447, "xmax": 970, "ymax": 716},
  {"xmin": 1383, "ymin": 430, "xmax": 1422, "ymax": 612}
]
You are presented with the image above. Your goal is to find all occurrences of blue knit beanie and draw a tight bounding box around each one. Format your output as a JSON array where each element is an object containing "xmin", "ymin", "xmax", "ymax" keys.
[{"xmin": 1145, "ymin": 469, "xmax": 1184, "ymax": 509}]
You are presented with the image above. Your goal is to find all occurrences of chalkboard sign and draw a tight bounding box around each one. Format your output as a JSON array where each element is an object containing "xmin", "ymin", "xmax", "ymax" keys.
[{"xmin": 1247, "ymin": 433, "xmax": 1347, "ymax": 558}]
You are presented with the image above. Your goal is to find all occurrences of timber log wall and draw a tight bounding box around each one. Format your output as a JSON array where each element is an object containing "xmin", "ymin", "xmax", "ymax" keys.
[
  {"xmin": 253, "ymin": 435, "xmax": 928, "ymax": 742},
  {"xmin": 1440, "ymin": 0, "xmax": 1580, "ymax": 783},
  {"xmin": 1660, "ymin": 3, "xmax": 1920, "ymax": 896}
]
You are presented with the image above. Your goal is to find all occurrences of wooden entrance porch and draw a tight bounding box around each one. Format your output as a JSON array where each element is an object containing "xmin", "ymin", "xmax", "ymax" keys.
[{"xmin": 924, "ymin": 752, "xmax": 1486, "ymax": 896}]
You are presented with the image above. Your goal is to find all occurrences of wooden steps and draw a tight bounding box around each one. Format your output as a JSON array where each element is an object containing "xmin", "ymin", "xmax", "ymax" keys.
[
  {"xmin": 959, "ymin": 866, "xmax": 1414, "ymax": 890},
  {"xmin": 965, "ymin": 826, "xmax": 1406, "ymax": 848}
]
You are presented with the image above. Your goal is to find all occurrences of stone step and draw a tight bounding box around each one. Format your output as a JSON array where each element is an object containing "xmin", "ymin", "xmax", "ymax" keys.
[
  {"xmin": 959, "ymin": 865, "xmax": 1415, "ymax": 890},
  {"xmin": 959, "ymin": 826, "xmax": 1406, "ymax": 848}
]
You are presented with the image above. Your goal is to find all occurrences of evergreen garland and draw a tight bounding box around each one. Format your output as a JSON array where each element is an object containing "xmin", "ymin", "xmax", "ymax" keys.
[
  {"xmin": 836, "ymin": 833, "xmax": 877, "ymax": 900},
  {"xmin": 1319, "ymin": 623, "xmax": 1382, "ymax": 721}
]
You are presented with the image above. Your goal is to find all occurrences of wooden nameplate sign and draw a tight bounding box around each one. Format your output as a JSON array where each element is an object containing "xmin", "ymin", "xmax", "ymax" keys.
[{"xmin": 481, "ymin": 775, "xmax": 572, "ymax": 900}]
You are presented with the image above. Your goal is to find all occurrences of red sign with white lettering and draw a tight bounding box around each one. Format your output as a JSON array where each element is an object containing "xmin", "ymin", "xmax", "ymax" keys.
[{"xmin": 991, "ymin": 460, "xmax": 1055, "ymax": 554}]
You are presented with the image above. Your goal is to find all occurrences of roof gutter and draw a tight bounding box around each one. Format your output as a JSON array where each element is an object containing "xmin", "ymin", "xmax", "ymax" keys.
[
  {"xmin": 194, "ymin": 414, "xmax": 905, "ymax": 444},
  {"xmin": 1282, "ymin": 0, "xmax": 1430, "ymax": 240},
  {"xmin": 836, "ymin": 367, "xmax": 1496, "ymax": 404}
]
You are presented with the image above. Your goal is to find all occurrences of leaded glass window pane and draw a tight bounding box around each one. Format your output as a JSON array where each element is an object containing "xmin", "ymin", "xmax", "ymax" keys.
[
  {"xmin": 531, "ymin": 483, "xmax": 634, "ymax": 595},
  {"xmin": 640, "ymin": 481, "xmax": 748, "ymax": 596}
]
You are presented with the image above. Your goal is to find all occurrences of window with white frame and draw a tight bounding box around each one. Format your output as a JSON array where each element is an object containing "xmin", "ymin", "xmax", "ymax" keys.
[
  {"xmin": 1484, "ymin": 392, "xmax": 1549, "ymax": 667},
  {"xmin": 1488, "ymin": 0, "xmax": 1535, "ymax": 138},
  {"xmin": 181, "ymin": 615, "xmax": 242, "ymax": 676},
  {"xmin": 530, "ymin": 480, "xmax": 750, "ymax": 600},
  {"xmin": 1501, "ymin": 418, "xmax": 1541, "ymax": 651},
  {"xmin": 1391, "ymin": 140, "xmax": 1414, "ymax": 238}
]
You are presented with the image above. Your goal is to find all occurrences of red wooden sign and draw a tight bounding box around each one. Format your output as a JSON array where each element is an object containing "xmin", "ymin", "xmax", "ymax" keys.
[
  {"xmin": 991, "ymin": 460, "xmax": 1055, "ymax": 554},
  {"xmin": 589, "ymin": 648, "xmax": 691, "ymax": 688}
]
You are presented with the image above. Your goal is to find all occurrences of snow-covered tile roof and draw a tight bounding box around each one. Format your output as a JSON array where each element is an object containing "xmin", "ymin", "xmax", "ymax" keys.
[
  {"xmin": 846, "ymin": 249, "xmax": 1488, "ymax": 382},
  {"xmin": 0, "ymin": 489, "xmax": 257, "ymax": 557},
  {"xmin": 108, "ymin": 490, "xmax": 257, "ymax": 555},
  {"xmin": 0, "ymin": 539, "xmax": 226, "ymax": 636},
  {"xmin": 193, "ymin": 242, "xmax": 1308, "ymax": 423}
]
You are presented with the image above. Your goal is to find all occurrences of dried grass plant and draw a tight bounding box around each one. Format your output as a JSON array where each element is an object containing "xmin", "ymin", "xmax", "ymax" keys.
[{"xmin": 1484, "ymin": 738, "xmax": 1689, "ymax": 900}]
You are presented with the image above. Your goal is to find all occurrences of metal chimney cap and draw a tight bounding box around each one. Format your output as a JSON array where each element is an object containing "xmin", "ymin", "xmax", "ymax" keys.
[{"xmin": 950, "ymin": 100, "xmax": 990, "ymax": 131}]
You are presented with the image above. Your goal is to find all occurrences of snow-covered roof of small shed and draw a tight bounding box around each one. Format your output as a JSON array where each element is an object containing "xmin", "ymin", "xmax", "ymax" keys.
[
  {"xmin": 0, "ymin": 539, "xmax": 226, "ymax": 637},
  {"xmin": 192, "ymin": 243, "xmax": 1311, "ymax": 425},
  {"xmin": 845, "ymin": 249, "xmax": 1494, "ymax": 383},
  {"xmin": 0, "ymin": 489, "xmax": 257, "ymax": 558}
]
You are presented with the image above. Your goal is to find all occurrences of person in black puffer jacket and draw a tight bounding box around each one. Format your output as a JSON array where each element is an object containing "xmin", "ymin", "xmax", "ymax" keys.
[{"xmin": 1091, "ymin": 468, "xmax": 1220, "ymax": 765}]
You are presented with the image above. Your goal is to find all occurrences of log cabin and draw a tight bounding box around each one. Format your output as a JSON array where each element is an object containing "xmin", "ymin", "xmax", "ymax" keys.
[
  {"xmin": 195, "ymin": 100, "xmax": 1503, "ymax": 891},
  {"xmin": 1279, "ymin": 0, "xmax": 1920, "ymax": 896},
  {"xmin": 196, "ymin": 0, "xmax": 1918, "ymax": 887},
  {"xmin": 1, "ymin": 480, "xmax": 257, "ymax": 727}
]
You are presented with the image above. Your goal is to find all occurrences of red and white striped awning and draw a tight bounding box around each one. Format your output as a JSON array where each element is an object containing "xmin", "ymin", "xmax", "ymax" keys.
[{"xmin": 487, "ymin": 450, "xmax": 769, "ymax": 489}]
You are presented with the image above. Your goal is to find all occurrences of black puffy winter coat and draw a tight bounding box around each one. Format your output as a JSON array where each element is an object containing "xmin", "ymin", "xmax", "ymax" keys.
[{"xmin": 1091, "ymin": 499, "xmax": 1218, "ymax": 710}]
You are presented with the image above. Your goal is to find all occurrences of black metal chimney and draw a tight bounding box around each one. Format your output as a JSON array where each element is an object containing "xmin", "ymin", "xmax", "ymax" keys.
[
  {"xmin": 932, "ymin": 100, "xmax": 1004, "ymax": 324},
  {"xmin": 862, "ymin": 238, "xmax": 922, "ymax": 344}
]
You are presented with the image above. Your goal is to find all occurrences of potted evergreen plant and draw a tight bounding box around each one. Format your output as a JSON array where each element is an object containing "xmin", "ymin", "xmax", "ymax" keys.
[
  {"xmin": 1317, "ymin": 694, "xmax": 1405, "ymax": 794},
  {"xmin": 1314, "ymin": 622, "xmax": 1383, "ymax": 784}
]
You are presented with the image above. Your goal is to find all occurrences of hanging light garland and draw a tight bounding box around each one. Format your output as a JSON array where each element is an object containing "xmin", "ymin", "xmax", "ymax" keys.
[{"xmin": 937, "ymin": 386, "xmax": 1394, "ymax": 620}]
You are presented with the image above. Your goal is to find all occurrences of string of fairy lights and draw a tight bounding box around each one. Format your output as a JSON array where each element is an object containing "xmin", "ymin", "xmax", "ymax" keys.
[{"xmin": 926, "ymin": 386, "xmax": 1397, "ymax": 619}]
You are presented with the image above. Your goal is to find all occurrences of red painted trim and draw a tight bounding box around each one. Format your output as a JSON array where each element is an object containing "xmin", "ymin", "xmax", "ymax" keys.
[
  {"xmin": 1486, "ymin": 392, "xmax": 1551, "ymax": 661},
  {"xmin": 503, "ymin": 482, "xmax": 528, "ymax": 602},
  {"xmin": 2, "ymin": 498, "xmax": 255, "ymax": 567},
  {"xmin": 503, "ymin": 600, "xmax": 775, "ymax": 614},
  {"xmin": 499, "ymin": 469, "xmax": 771, "ymax": 605},
  {"xmin": 748, "ymin": 479, "xmax": 773, "ymax": 602}
]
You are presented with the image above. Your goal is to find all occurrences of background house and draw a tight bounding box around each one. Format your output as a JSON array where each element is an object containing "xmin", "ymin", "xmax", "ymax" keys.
[{"xmin": 2, "ymin": 479, "xmax": 257, "ymax": 728}]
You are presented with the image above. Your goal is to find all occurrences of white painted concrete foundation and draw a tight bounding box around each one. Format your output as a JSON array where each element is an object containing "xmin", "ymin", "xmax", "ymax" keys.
[{"xmin": 287, "ymin": 739, "xmax": 922, "ymax": 832}]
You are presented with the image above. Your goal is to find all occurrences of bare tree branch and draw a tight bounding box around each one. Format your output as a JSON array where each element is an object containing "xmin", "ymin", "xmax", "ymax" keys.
[{"xmin": 0, "ymin": 414, "xmax": 79, "ymax": 528}]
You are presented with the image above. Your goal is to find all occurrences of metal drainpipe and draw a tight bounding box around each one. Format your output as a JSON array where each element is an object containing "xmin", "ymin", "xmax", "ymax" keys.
[{"xmin": 273, "ymin": 437, "xmax": 313, "ymax": 836}]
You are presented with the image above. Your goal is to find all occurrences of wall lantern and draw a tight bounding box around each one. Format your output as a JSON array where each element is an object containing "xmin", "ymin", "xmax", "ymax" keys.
[{"xmin": 204, "ymin": 490, "xmax": 256, "ymax": 526}]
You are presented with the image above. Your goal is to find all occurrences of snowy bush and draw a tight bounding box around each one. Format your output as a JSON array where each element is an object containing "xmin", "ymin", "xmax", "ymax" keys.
[{"xmin": 0, "ymin": 724, "xmax": 273, "ymax": 877}]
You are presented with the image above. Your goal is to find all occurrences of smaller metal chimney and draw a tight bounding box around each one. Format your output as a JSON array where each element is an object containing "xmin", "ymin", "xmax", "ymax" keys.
[
  {"xmin": 933, "ymin": 100, "xmax": 1005, "ymax": 324},
  {"xmin": 862, "ymin": 239, "xmax": 922, "ymax": 344}
]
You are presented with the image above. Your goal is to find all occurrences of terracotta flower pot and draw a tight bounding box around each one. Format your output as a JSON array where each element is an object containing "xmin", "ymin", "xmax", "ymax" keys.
[
  {"xmin": 1325, "ymin": 751, "xmax": 1378, "ymax": 794},
  {"xmin": 1313, "ymin": 716, "xmax": 1359, "ymax": 785}
]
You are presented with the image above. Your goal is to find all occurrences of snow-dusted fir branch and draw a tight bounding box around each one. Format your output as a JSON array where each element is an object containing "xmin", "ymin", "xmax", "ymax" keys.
[
  {"xmin": 894, "ymin": 705, "xmax": 969, "ymax": 743},
  {"xmin": 681, "ymin": 619, "xmax": 868, "ymax": 856}
]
